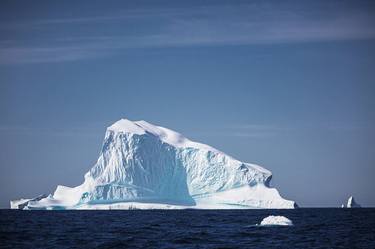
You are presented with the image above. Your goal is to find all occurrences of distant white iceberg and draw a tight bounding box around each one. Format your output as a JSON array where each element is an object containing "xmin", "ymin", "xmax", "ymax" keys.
[
  {"xmin": 259, "ymin": 215, "xmax": 293, "ymax": 226},
  {"xmin": 346, "ymin": 196, "xmax": 361, "ymax": 208},
  {"xmin": 11, "ymin": 118, "xmax": 297, "ymax": 210}
]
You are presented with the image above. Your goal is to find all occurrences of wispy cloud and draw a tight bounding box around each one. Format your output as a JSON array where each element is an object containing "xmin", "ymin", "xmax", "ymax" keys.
[
  {"xmin": 190, "ymin": 121, "xmax": 369, "ymax": 139},
  {"xmin": 229, "ymin": 124, "xmax": 292, "ymax": 138},
  {"xmin": 188, "ymin": 123, "xmax": 291, "ymax": 139},
  {"xmin": 1, "ymin": 2, "xmax": 374, "ymax": 64},
  {"xmin": 0, "ymin": 125, "xmax": 103, "ymax": 137},
  {"xmin": 0, "ymin": 47, "xmax": 109, "ymax": 64}
]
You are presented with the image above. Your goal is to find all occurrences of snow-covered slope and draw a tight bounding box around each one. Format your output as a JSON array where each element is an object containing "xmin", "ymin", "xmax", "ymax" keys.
[{"xmin": 11, "ymin": 119, "xmax": 297, "ymax": 210}]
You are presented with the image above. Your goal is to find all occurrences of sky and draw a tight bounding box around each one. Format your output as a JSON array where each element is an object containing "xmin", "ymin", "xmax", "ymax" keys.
[{"xmin": 0, "ymin": 0, "xmax": 375, "ymax": 208}]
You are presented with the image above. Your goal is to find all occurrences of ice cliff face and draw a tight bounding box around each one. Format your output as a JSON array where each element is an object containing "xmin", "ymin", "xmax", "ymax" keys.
[{"xmin": 11, "ymin": 119, "xmax": 297, "ymax": 209}]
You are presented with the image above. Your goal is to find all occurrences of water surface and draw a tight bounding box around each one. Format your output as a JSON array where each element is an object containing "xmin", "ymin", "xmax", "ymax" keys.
[{"xmin": 0, "ymin": 208, "xmax": 374, "ymax": 248}]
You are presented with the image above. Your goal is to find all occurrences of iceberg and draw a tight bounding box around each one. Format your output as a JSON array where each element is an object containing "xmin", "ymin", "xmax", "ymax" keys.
[
  {"xmin": 259, "ymin": 215, "xmax": 293, "ymax": 226},
  {"xmin": 11, "ymin": 119, "xmax": 297, "ymax": 210},
  {"xmin": 346, "ymin": 196, "xmax": 361, "ymax": 208}
]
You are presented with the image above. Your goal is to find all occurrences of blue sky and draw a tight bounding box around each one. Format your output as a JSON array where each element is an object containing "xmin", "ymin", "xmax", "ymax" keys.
[{"xmin": 1, "ymin": 0, "xmax": 375, "ymax": 208}]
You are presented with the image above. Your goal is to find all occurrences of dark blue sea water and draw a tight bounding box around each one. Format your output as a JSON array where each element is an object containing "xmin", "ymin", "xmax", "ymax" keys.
[{"xmin": 0, "ymin": 209, "xmax": 374, "ymax": 248}]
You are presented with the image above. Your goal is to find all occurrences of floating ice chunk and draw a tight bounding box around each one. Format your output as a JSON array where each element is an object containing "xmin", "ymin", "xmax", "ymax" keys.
[
  {"xmin": 346, "ymin": 196, "xmax": 361, "ymax": 208},
  {"xmin": 259, "ymin": 215, "xmax": 293, "ymax": 226}
]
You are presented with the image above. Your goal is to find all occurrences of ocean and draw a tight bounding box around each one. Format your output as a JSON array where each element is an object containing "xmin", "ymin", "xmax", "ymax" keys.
[{"xmin": 0, "ymin": 208, "xmax": 374, "ymax": 248}]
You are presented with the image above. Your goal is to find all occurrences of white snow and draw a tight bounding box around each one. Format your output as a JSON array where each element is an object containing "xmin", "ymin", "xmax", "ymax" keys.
[
  {"xmin": 107, "ymin": 119, "xmax": 146, "ymax": 135},
  {"xmin": 11, "ymin": 118, "xmax": 296, "ymax": 210},
  {"xmin": 108, "ymin": 119, "xmax": 221, "ymax": 152},
  {"xmin": 259, "ymin": 215, "xmax": 293, "ymax": 226}
]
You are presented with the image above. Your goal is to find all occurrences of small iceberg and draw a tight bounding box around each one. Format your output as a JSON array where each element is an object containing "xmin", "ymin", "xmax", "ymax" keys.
[
  {"xmin": 259, "ymin": 215, "xmax": 293, "ymax": 226},
  {"xmin": 346, "ymin": 196, "xmax": 361, "ymax": 208}
]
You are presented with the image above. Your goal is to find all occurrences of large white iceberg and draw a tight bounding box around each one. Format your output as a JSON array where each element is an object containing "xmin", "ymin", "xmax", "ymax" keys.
[{"xmin": 11, "ymin": 119, "xmax": 297, "ymax": 210}]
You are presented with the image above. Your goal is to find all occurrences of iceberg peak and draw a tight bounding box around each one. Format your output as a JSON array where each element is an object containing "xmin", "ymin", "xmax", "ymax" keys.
[
  {"xmin": 107, "ymin": 118, "xmax": 147, "ymax": 135},
  {"xmin": 107, "ymin": 118, "xmax": 220, "ymax": 152}
]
